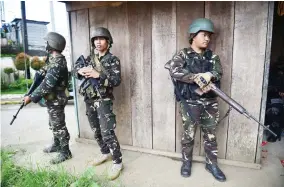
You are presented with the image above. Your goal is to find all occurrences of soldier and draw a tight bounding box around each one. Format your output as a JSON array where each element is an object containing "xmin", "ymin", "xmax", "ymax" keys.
[
  {"xmin": 72, "ymin": 27, "xmax": 123, "ymax": 180},
  {"xmin": 23, "ymin": 32, "xmax": 72, "ymax": 164},
  {"xmin": 265, "ymin": 57, "xmax": 284, "ymax": 142},
  {"xmin": 165, "ymin": 18, "xmax": 226, "ymax": 182}
]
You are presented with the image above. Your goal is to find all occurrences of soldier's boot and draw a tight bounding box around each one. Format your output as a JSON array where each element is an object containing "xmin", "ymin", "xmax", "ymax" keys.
[
  {"xmin": 50, "ymin": 145, "xmax": 72, "ymax": 164},
  {"xmin": 43, "ymin": 137, "xmax": 60, "ymax": 153},
  {"xmin": 205, "ymin": 163, "xmax": 226, "ymax": 182},
  {"xmin": 180, "ymin": 160, "xmax": 192, "ymax": 177},
  {"xmin": 108, "ymin": 163, "xmax": 123, "ymax": 180},
  {"xmin": 92, "ymin": 153, "xmax": 112, "ymax": 166}
]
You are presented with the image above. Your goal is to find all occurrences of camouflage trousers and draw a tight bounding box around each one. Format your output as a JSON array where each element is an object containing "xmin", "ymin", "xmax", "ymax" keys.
[
  {"xmin": 47, "ymin": 105, "xmax": 70, "ymax": 148},
  {"xmin": 85, "ymin": 98, "xmax": 122, "ymax": 164},
  {"xmin": 180, "ymin": 100, "xmax": 220, "ymax": 164}
]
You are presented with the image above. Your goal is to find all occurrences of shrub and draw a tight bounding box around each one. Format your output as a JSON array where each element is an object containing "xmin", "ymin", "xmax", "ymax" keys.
[
  {"xmin": 4, "ymin": 67, "xmax": 15, "ymax": 75},
  {"xmin": 1, "ymin": 81, "xmax": 9, "ymax": 90},
  {"xmin": 7, "ymin": 78, "xmax": 33, "ymax": 90},
  {"xmin": 14, "ymin": 52, "xmax": 30, "ymax": 71},
  {"xmin": 31, "ymin": 56, "xmax": 45, "ymax": 70}
]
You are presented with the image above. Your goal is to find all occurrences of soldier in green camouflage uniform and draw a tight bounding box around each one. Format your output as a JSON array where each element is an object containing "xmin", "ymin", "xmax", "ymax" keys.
[
  {"xmin": 165, "ymin": 18, "xmax": 226, "ymax": 182},
  {"xmin": 72, "ymin": 27, "xmax": 123, "ymax": 180},
  {"xmin": 24, "ymin": 32, "xmax": 72, "ymax": 164}
]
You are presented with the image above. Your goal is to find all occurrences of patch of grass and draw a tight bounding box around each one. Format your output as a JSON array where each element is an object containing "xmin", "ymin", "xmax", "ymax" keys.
[
  {"xmin": 0, "ymin": 54, "xmax": 17, "ymax": 58},
  {"xmin": 0, "ymin": 149, "xmax": 105, "ymax": 187},
  {"xmin": 0, "ymin": 101, "xmax": 22, "ymax": 105},
  {"xmin": 0, "ymin": 89, "xmax": 26, "ymax": 95}
]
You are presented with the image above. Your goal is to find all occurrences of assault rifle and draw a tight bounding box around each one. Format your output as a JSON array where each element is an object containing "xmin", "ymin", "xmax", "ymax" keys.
[
  {"xmin": 10, "ymin": 69, "xmax": 46, "ymax": 125},
  {"xmin": 165, "ymin": 65, "xmax": 277, "ymax": 137},
  {"xmin": 75, "ymin": 55, "xmax": 102, "ymax": 99}
]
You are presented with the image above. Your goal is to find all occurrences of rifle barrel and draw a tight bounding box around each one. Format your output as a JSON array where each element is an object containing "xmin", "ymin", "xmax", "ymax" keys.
[
  {"xmin": 10, "ymin": 102, "xmax": 24, "ymax": 125},
  {"xmin": 209, "ymin": 84, "xmax": 277, "ymax": 137},
  {"xmin": 249, "ymin": 115, "xmax": 277, "ymax": 137}
]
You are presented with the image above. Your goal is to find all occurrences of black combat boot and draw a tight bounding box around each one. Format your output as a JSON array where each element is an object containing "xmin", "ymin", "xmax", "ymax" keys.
[
  {"xmin": 50, "ymin": 145, "xmax": 72, "ymax": 164},
  {"xmin": 180, "ymin": 160, "xmax": 192, "ymax": 177},
  {"xmin": 43, "ymin": 137, "xmax": 60, "ymax": 153},
  {"xmin": 205, "ymin": 163, "xmax": 226, "ymax": 182}
]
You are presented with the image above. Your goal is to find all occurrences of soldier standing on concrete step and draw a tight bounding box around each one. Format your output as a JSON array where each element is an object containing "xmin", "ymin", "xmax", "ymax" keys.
[
  {"xmin": 165, "ymin": 18, "xmax": 226, "ymax": 182},
  {"xmin": 72, "ymin": 27, "xmax": 123, "ymax": 180},
  {"xmin": 23, "ymin": 32, "xmax": 72, "ymax": 164}
]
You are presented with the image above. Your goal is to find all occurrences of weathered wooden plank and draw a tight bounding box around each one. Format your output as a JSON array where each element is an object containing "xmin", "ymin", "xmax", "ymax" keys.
[
  {"xmin": 70, "ymin": 9, "xmax": 91, "ymax": 139},
  {"xmin": 107, "ymin": 3, "xmax": 132, "ymax": 145},
  {"xmin": 89, "ymin": 6, "xmax": 108, "ymax": 33},
  {"xmin": 200, "ymin": 1, "xmax": 235, "ymax": 158},
  {"xmin": 227, "ymin": 1, "xmax": 268, "ymax": 162},
  {"xmin": 256, "ymin": 1, "xmax": 274, "ymax": 164},
  {"xmin": 175, "ymin": 1, "xmax": 204, "ymax": 156},
  {"xmin": 152, "ymin": 2, "xmax": 176, "ymax": 152},
  {"xmin": 127, "ymin": 2, "xmax": 152, "ymax": 149},
  {"xmin": 65, "ymin": 1, "xmax": 123, "ymax": 12}
]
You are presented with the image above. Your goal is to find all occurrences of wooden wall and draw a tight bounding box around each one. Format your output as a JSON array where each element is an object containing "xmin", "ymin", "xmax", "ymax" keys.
[{"xmin": 67, "ymin": 1, "xmax": 271, "ymax": 164}]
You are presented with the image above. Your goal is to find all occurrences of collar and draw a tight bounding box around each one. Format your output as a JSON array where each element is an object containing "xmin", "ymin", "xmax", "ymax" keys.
[
  {"xmin": 187, "ymin": 47, "xmax": 211, "ymax": 57},
  {"xmin": 95, "ymin": 50, "xmax": 110, "ymax": 61}
]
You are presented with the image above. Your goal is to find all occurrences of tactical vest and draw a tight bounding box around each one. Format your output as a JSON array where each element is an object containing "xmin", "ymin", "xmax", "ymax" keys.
[
  {"xmin": 43, "ymin": 56, "xmax": 69, "ymax": 104},
  {"xmin": 175, "ymin": 48, "xmax": 220, "ymax": 101},
  {"xmin": 83, "ymin": 52, "xmax": 114, "ymax": 100}
]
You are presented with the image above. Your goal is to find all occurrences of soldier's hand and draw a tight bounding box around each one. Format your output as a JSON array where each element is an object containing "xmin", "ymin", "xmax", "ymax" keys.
[
  {"xmin": 84, "ymin": 68, "xmax": 100, "ymax": 78},
  {"xmin": 194, "ymin": 72, "xmax": 213, "ymax": 88},
  {"xmin": 78, "ymin": 67, "xmax": 89, "ymax": 76},
  {"xmin": 197, "ymin": 72, "xmax": 213, "ymax": 83},
  {"xmin": 23, "ymin": 96, "xmax": 31, "ymax": 106},
  {"xmin": 279, "ymin": 92, "xmax": 284, "ymax": 97},
  {"xmin": 201, "ymin": 84, "xmax": 212, "ymax": 93}
]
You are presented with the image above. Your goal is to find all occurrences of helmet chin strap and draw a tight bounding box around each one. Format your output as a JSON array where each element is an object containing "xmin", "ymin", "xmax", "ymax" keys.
[{"xmin": 45, "ymin": 41, "xmax": 53, "ymax": 54}]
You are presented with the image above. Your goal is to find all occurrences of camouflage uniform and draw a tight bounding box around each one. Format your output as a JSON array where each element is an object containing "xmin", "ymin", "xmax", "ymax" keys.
[
  {"xmin": 166, "ymin": 47, "xmax": 223, "ymax": 164},
  {"xmin": 73, "ymin": 51, "xmax": 122, "ymax": 164},
  {"xmin": 30, "ymin": 53, "xmax": 70, "ymax": 152}
]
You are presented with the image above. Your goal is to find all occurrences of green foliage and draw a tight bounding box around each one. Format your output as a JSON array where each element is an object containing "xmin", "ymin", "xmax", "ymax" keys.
[
  {"xmin": 8, "ymin": 78, "xmax": 33, "ymax": 90},
  {"xmin": 1, "ymin": 32, "xmax": 6, "ymax": 38},
  {"xmin": 7, "ymin": 39, "xmax": 13, "ymax": 45},
  {"xmin": 0, "ymin": 149, "xmax": 109, "ymax": 187},
  {"xmin": 1, "ymin": 81, "xmax": 9, "ymax": 90},
  {"xmin": 3, "ymin": 67, "xmax": 15, "ymax": 75},
  {"xmin": 1, "ymin": 149, "xmax": 76, "ymax": 187},
  {"xmin": 14, "ymin": 52, "xmax": 30, "ymax": 71},
  {"xmin": 1, "ymin": 89, "xmax": 26, "ymax": 95},
  {"xmin": 0, "ymin": 53, "xmax": 17, "ymax": 57},
  {"xmin": 1, "ymin": 78, "xmax": 32, "ymax": 91},
  {"xmin": 31, "ymin": 56, "xmax": 45, "ymax": 70}
]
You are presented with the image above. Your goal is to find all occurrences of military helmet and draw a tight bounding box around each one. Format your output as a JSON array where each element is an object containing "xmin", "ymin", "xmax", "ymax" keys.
[
  {"xmin": 188, "ymin": 18, "xmax": 214, "ymax": 34},
  {"xmin": 90, "ymin": 27, "xmax": 113, "ymax": 46},
  {"xmin": 43, "ymin": 32, "xmax": 66, "ymax": 51}
]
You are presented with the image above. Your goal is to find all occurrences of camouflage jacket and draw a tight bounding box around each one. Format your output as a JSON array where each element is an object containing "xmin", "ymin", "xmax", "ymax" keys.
[
  {"xmin": 72, "ymin": 51, "xmax": 121, "ymax": 100},
  {"xmin": 165, "ymin": 47, "xmax": 223, "ymax": 100},
  {"xmin": 30, "ymin": 53, "xmax": 69, "ymax": 105}
]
